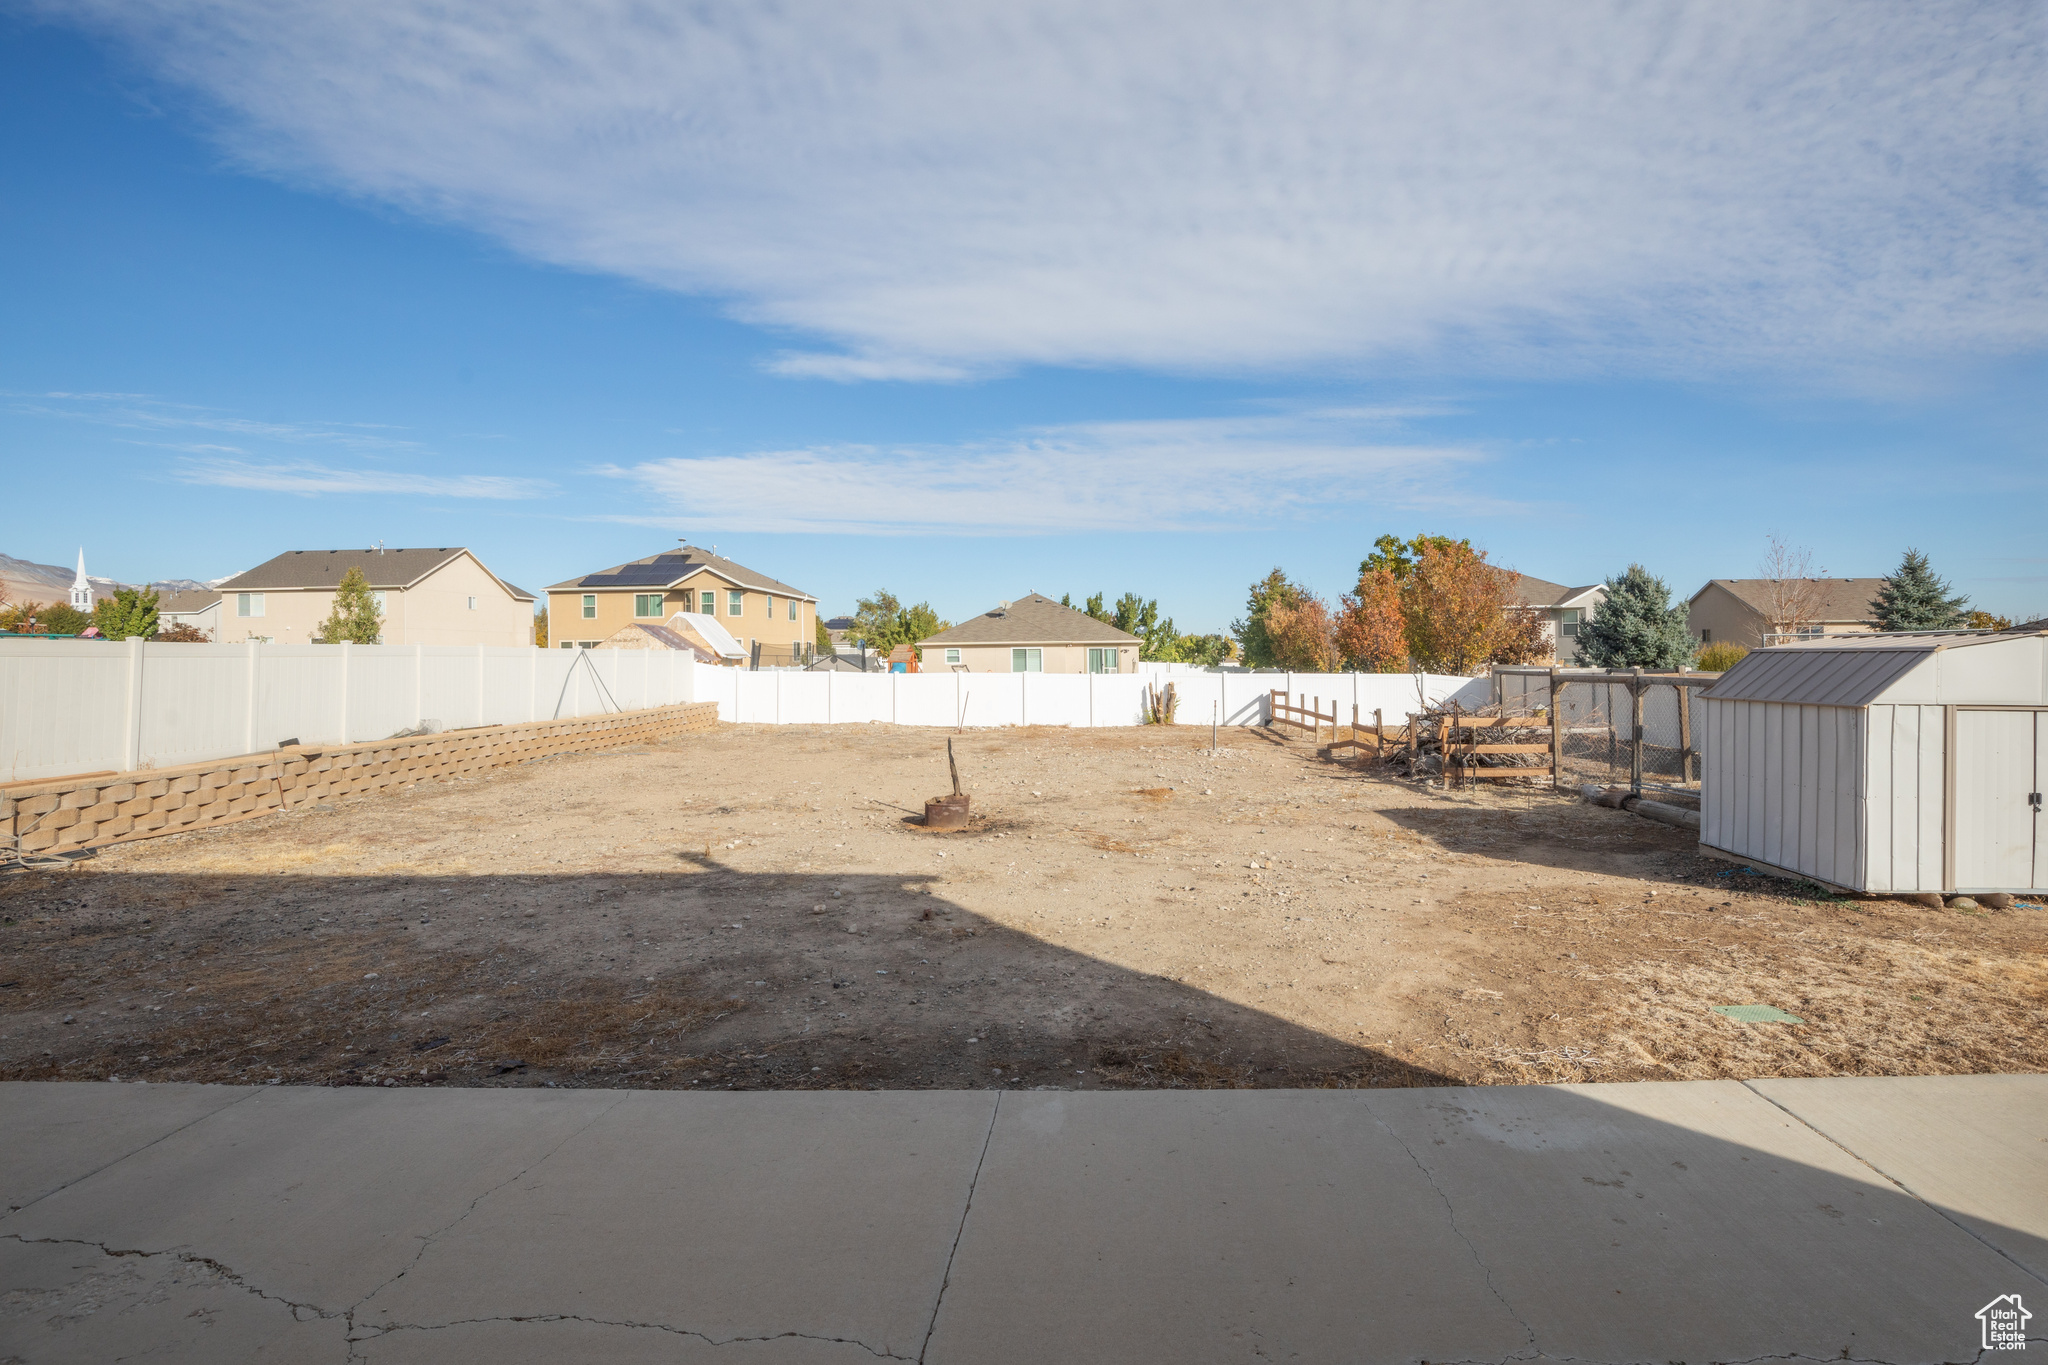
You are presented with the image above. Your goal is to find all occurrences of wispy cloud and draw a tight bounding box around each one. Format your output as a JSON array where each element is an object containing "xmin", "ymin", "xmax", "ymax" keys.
[
  {"xmin": 14, "ymin": 392, "xmax": 552, "ymax": 500},
  {"xmin": 600, "ymin": 413, "xmax": 1505, "ymax": 534},
  {"xmin": 40, "ymin": 2, "xmax": 2047, "ymax": 383},
  {"xmin": 175, "ymin": 458, "xmax": 549, "ymax": 500}
]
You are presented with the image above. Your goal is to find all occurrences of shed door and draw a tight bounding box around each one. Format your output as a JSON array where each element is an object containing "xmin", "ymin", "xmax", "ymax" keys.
[{"xmin": 1953, "ymin": 710, "xmax": 2041, "ymax": 891}]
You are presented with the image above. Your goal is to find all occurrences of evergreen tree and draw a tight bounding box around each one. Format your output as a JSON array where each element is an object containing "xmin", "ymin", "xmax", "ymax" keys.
[
  {"xmin": 1576, "ymin": 565, "xmax": 1693, "ymax": 669},
  {"xmin": 1869, "ymin": 549, "xmax": 1968, "ymax": 631},
  {"xmin": 91, "ymin": 587, "xmax": 160, "ymax": 641},
  {"xmin": 1231, "ymin": 568, "xmax": 1309, "ymax": 667},
  {"xmin": 317, "ymin": 567, "xmax": 385, "ymax": 643}
]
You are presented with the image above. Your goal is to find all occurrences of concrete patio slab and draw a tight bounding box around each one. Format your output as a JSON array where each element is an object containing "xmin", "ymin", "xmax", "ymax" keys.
[
  {"xmin": 2, "ymin": 1083, "xmax": 626, "ymax": 1310},
  {"xmin": 352, "ymin": 1091, "xmax": 999, "ymax": 1361},
  {"xmin": 1748, "ymin": 1072, "xmax": 2048, "ymax": 1280},
  {"xmin": 1363, "ymin": 1079, "xmax": 2037, "ymax": 1365},
  {"xmin": 3, "ymin": 1077, "xmax": 2043, "ymax": 1365},
  {"xmin": 922, "ymin": 1089, "xmax": 1528, "ymax": 1364},
  {"xmin": 0, "ymin": 1080, "xmax": 248, "ymax": 1213}
]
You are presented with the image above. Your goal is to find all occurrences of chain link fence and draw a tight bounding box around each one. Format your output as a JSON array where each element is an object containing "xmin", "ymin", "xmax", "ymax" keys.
[{"xmin": 1493, "ymin": 666, "xmax": 1718, "ymax": 796}]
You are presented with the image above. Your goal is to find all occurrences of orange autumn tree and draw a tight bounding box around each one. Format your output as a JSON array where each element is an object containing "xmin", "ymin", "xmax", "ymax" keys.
[
  {"xmin": 1335, "ymin": 567, "xmax": 1407, "ymax": 672},
  {"xmin": 1264, "ymin": 591, "xmax": 1341, "ymax": 671},
  {"xmin": 1401, "ymin": 541, "xmax": 1549, "ymax": 673}
]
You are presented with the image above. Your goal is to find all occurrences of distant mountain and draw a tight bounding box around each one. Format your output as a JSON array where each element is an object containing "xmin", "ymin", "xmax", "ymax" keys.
[{"xmin": 0, "ymin": 553, "xmax": 233, "ymax": 610}]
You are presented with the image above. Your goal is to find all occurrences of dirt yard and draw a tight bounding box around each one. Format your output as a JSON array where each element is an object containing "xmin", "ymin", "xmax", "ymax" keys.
[{"xmin": 4, "ymin": 723, "xmax": 2043, "ymax": 1095}]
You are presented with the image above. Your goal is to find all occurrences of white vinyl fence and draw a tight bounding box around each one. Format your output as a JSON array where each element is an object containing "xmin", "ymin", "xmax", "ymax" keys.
[
  {"xmin": 0, "ymin": 639, "xmax": 1483, "ymax": 784},
  {"xmin": 0, "ymin": 639, "xmax": 695, "ymax": 783},
  {"xmin": 689, "ymin": 663, "xmax": 1483, "ymax": 730}
]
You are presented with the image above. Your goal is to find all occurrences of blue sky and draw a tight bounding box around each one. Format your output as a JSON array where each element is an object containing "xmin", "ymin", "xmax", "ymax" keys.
[{"xmin": 4, "ymin": 4, "xmax": 2044, "ymax": 632}]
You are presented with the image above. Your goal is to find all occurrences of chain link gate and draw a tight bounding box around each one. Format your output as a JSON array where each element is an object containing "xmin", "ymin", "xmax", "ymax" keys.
[{"xmin": 1492, "ymin": 666, "xmax": 1719, "ymax": 796}]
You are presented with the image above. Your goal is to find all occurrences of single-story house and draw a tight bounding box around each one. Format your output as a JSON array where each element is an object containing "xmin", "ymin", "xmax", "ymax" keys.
[
  {"xmin": 1687, "ymin": 578, "xmax": 1887, "ymax": 649},
  {"xmin": 1506, "ymin": 574, "xmax": 1607, "ymax": 664},
  {"xmin": 547, "ymin": 545, "xmax": 816, "ymax": 656},
  {"xmin": 157, "ymin": 589, "xmax": 223, "ymax": 640},
  {"xmin": 920, "ymin": 594, "xmax": 1141, "ymax": 673},
  {"xmin": 212, "ymin": 548, "xmax": 536, "ymax": 646}
]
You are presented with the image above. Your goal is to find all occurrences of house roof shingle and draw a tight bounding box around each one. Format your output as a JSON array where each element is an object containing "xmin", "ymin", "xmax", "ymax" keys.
[
  {"xmin": 920, "ymin": 594, "xmax": 1142, "ymax": 647},
  {"xmin": 1507, "ymin": 574, "xmax": 1603, "ymax": 608},
  {"xmin": 546, "ymin": 546, "xmax": 813, "ymax": 602},
  {"xmin": 158, "ymin": 589, "xmax": 221, "ymax": 614},
  {"xmin": 1689, "ymin": 577, "xmax": 1888, "ymax": 624},
  {"xmin": 215, "ymin": 549, "xmax": 534, "ymax": 601}
]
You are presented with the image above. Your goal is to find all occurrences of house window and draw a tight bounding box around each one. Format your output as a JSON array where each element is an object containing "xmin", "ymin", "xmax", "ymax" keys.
[
  {"xmin": 236, "ymin": 592, "xmax": 265, "ymax": 618},
  {"xmin": 370, "ymin": 591, "xmax": 386, "ymax": 613},
  {"xmin": 467, "ymin": 596, "xmax": 478, "ymax": 611},
  {"xmin": 1700, "ymin": 629, "xmax": 1712, "ymax": 644},
  {"xmin": 788, "ymin": 598, "xmax": 798, "ymax": 621},
  {"xmin": 1011, "ymin": 648, "xmax": 1042, "ymax": 672},
  {"xmin": 1088, "ymin": 647, "xmax": 1120, "ymax": 674},
  {"xmin": 945, "ymin": 648, "xmax": 961, "ymax": 666},
  {"xmin": 765, "ymin": 595, "xmax": 775, "ymax": 618},
  {"xmin": 699, "ymin": 591, "xmax": 715, "ymax": 615},
  {"xmin": 561, "ymin": 640, "xmax": 574, "ymax": 649},
  {"xmin": 634, "ymin": 594, "xmax": 662, "ymax": 618},
  {"xmin": 578, "ymin": 640, "xmax": 597, "ymax": 649},
  {"xmin": 1558, "ymin": 609, "xmax": 1580, "ymax": 639},
  {"xmin": 728, "ymin": 591, "xmax": 743, "ymax": 616},
  {"xmin": 581, "ymin": 594, "xmax": 597, "ymax": 619}
]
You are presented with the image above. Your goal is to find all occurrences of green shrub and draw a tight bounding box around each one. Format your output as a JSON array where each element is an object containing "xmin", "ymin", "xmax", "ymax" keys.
[{"xmin": 1694, "ymin": 640, "xmax": 1749, "ymax": 672}]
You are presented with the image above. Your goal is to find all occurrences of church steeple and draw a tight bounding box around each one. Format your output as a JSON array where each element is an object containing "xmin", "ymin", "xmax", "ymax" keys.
[{"xmin": 69, "ymin": 549, "xmax": 94, "ymax": 614}]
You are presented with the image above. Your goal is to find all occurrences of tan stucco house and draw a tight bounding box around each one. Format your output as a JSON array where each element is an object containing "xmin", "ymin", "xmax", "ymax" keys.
[
  {"xmin": 1687, "ymin": 578, "xmax": 1886, "ymax": 648},
  {"xmin": 920, "ymin": 594, "xmax": 1141, "ymax": 673},
  {"xmin": 546, "ymin": 546, "xmax": 816, "ymax": 660},
  {"xmin": 212, "ymin": 548, "xmax": 536, "ymax": 646},
  {"xmin": 1507, "ymin": 574, "xmax": 1607, "ymax": 664}
]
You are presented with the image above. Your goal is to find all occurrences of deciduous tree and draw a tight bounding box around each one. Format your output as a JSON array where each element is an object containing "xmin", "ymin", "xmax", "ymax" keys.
[
  {"xmin": 534, "ymin": 606, "xmax": 550, "ymax": 648},
  {"xmin": 1232, "ymin": 568, "xmax": 1311, "ymax": 667},
  {"xmin": 1264, "ymin": 592, "xmax": 1339, "ymax": 672},
  {"xmin": 1756, "ymin": 534, "xmax": 1828, "ymax": 638},
  {"xmin": 1401, "ymin": 542, "xmax": 1530, "ymax": 674},
  {"xmin": 1335, "ymin": 567, "xmax": 1407, "ymax": 672},
  {"xmin": 92, "ymin": 587, "xmax": 160, "ymax": 641},
  {"xmin": 316, "ymin": 567, "xmax": 384, "ymax": 644}
]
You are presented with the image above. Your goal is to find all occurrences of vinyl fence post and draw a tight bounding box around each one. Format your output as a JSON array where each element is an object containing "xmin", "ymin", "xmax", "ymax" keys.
[
  {"xmin": 1629, "ymin": 666, "xmax": 1645, "ymax": 795},
  {"xmin": 245, "ymin": 642, "xmax": 259, "ymax": 756},
  {"xmin": 336, "ymin": 641, "xmax": 351, "ymax": 745},
  {"xmin": 121, "ymin": 636, "xmax": 144, "ymax": 773}
]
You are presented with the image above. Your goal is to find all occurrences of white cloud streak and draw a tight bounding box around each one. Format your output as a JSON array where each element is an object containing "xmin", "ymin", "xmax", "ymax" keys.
[
  {"xmin": 175, "ymin": 458, "xmax": 550, "ymax": 500},
  {"xmin": 44, "ymin": 1, "xmax": 2048, "ymax": 383},
  {"xmin": 602, "ymin": 413, "xmax": 1504, "ymax": 534},
  {"xmin": 13, "ymin": 392, "xmax": 552, "ymax": 500}
]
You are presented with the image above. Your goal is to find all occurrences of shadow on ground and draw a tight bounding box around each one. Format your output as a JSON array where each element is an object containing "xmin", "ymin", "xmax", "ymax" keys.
[{"xmin": 0, "ymin": 856, "xmax": 1454, "ymax": 1092}]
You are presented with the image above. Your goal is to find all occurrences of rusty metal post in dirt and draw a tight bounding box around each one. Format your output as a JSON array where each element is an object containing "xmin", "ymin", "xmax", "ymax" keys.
[
  {"xmin": 1548, "ymin": 667, "xmax": 1563, "ymax": 789},
  {"xmin": 1629, "ymin": 667, "xmax": 1645, "ymax": 796},
  {"xmin": 1677, "ymin": 681, "xmax": 1695, "ymax": 787},
  {"xmin": 1374, "ymin": 707, "xmax": 1384, "ymax": 759}
]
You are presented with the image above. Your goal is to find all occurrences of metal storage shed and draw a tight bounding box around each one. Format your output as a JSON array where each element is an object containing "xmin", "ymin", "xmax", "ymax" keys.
[{"xmin": 1698, "ymin": 628, "xmax": 2047, "ymax": 895}]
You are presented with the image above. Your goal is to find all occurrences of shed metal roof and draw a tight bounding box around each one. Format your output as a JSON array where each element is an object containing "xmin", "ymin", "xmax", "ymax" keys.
[{"xmin": 1703, "ymin": 627, "xmax": 2047, "ymax": 706}]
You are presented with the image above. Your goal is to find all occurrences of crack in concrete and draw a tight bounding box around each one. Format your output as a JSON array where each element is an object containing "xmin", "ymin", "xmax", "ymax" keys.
[
  {"xmin": 350, "ymin": 1312, "xmax": 915, "ymax": 1359},
  {"xmin": 1361, "ymin": 1094, "xmax": 1541, "ymax": 1358},
  {"xmin": 1, "ymin": 1086, "xmax": 261, "ymax": 1219},
  {"xmin": 1740, "ymin": 1081, "xmax": 2048, "ymax": 1289},
  {"xmin": 916, "ymin": 1090, "xmax": 1002, "ymax": 1365},
  {"xmin": 0, "ymin": 1231, "xmax": 342, "ymax": 1323},
  {"xmin": 344, "ymin": 1088, "xmax": 634, "ymax": 1342}
]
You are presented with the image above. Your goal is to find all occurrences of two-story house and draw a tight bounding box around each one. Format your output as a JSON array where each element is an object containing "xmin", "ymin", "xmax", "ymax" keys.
[{"xmin": 547, "ymin": 545, "xmax": 817, "ymax": 660}]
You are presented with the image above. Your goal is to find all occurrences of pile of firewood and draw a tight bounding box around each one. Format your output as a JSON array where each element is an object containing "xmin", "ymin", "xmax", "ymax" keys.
[{"xmin": 1383, "ymin": 703, "xmax": 1551, "ymax": 781}]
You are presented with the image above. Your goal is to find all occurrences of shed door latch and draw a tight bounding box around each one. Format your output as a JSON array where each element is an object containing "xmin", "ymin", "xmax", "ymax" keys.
[{"xmin": 2032, "ymin": 792, "xmax": 2044, "ymax": 811}]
